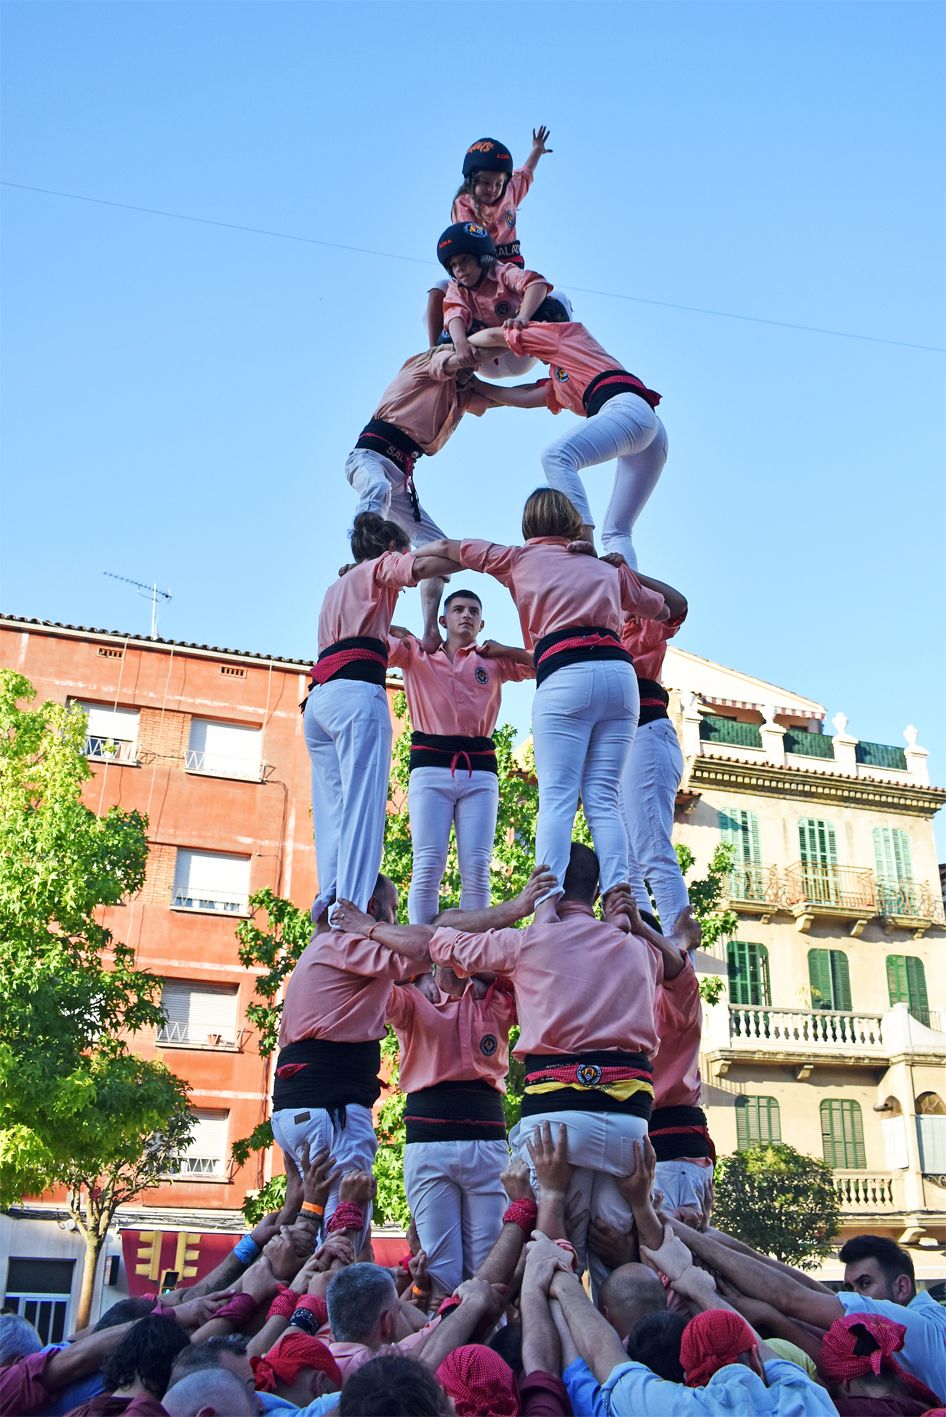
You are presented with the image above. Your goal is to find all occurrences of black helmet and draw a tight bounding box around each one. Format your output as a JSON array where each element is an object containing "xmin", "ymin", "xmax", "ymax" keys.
[
  {"xmin": 437, "ymin": 222, "xmax": 497, "ymax": 272},
  {"xmin": 462, "ymin": 138, "xmax": 513, "ymax": 180}
]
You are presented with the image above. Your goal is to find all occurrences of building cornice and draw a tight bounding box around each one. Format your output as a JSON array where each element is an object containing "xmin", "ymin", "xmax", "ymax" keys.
[{"xmin": 687, "ymin": 755, "xmax": 946, "ymax": 817}]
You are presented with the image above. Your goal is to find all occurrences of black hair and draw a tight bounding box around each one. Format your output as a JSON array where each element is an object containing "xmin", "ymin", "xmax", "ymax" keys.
[
  {"xmin": 562, "ymin": 841, "xmax": 600, "ymax": 903},
  {"xmin": 101, "ymin": 1315, "xmax": 190, "ymax": 1398},
  {"xmin": 489, "ymin": 1321, "xmax": 523, "ymax": 1376},
  {"xmin": 839, "ymin": 1235, "xmax": 916, "ymax": 1292},
  {"xmin": 339, "ymin": 1354, "xmax": 448, "ymax": 1416},
  {"xmin": 532, "ymin": 295, "xmax": 570, "ymax": 323},
  {"xmin": 443, "ymin": 588, "xmax": 482, "ymax": 613},
  {"xmin": 93, "ymin": 1298, "xmax": 156, "ymax": 1332},
  {"xmin": 626, "ymin": 1310, "xmax": 688, "ymax": 1383},
  {"xmin": 170, "ymin": 1334, "xmax": 248, "ymax": 1382},
  {"xmin": 350, "ymin": 512, "xmax": 410, "ymax": 563}
]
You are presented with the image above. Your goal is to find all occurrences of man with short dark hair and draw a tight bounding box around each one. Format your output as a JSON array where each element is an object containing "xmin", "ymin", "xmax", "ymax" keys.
[{"xmin": 325, "ymin": 1265, "xmax": 429, "ymax": 1381}]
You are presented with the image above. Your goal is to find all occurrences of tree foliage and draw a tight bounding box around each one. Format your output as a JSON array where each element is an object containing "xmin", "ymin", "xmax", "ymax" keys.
[
  {"xmin": 0, "ymin": 671, "xmax": 195, "ymax": 1323},
  {"xmin": 712, "ymin": 1143, "xmax": 840, "ymax": 1268}
]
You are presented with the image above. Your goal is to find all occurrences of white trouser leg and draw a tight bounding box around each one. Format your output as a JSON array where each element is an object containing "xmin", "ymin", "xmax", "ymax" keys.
[
  {"xmin": 600, "ymin": 415, "xmax": 668, "ymax": 570},
  {"xmin": 540, "ymin": 393, "xmax": 661, "ymax": 546},
  {"xmin": 306, "ymin": 680, "xmax": 392, "ymax": 919},
  {"xmin": 623, "ymin": 718, "xmax": 689, "ymax": 926},
  {"xmin": 272, "ymin": 1104, "xmax": 377, "ymax": 1251},
  {"xmin": 345, "ymin": 448, "xmax": 446, "ymax": 547},
  {"xmin": 304, "ymin": 691, "xmax": 342, "ymax": 919},
  {"xmin": 580, "ymin": 668, "xmax": 638, "ymax": 895},
  {"xmin": 457, "ymin": 1140, "xmax": 509, "ymax": 1278},
  {"xmin": 403, "ymin": 1143, "xmax": 464, "ymax": 1294},
  {"xmin": 407, "ymin": 769, "xmax": 456, "ymax": 925},
  {"xmin": 454, "ymin": 772, "xmax": 499, "ymax": 910}
]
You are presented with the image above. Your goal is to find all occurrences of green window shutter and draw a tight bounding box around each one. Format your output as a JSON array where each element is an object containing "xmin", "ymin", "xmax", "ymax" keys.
[
  {"xmin": 821, "ymin": 1100, "xmax": 866, "ymax": 1169},
  {"xmin": 808, "ymin": 950, "xmax": 851, "ymax": 1010},
  {"xmin": 831, "ymin": 952, "xmax": 852, "ymax": 1012},
  {"xmin": 799, "ymin": 818, "xmax": 837, "ymax": 866},
  {"xmin": 728, "ymin": 942, "xmax": 769, "ymax": 1006},
  {"xmin": 736, "ymin": 1097, "xmax": 782, "ymax": 1149},
  {"xmin": 873, "ymin": 828, "xmax": 913, "ymax": 886},
  {"xmin": 906, "ymin": 958, "xmax": 929, "ymax": 1027},
  {"xmin": 887, "ymin": 955, "xmax": 908, "ymax": 1007}
]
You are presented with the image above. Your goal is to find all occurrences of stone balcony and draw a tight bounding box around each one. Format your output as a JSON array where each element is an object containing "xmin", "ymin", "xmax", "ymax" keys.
[
  {"xmin": 705, "ymin": 1002, "xmax": 946, "ymax": 1076},
  {"xmin": 834, "ymin": 1170, "xmax": 901, "ymax": 1215},
  {"xmin": 721, "ymin": 864, "xmax": 945, "ymax": 939}
]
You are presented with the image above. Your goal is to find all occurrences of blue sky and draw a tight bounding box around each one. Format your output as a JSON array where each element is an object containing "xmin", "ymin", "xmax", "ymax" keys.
[{"xmin": 2, "ymin": 1, "xmax": 944, "ymax": 845}]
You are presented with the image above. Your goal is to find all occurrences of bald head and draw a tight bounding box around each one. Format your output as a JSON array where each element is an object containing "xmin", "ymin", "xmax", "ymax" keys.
[
  {"xmin": 369, "ymin": 874, "xmax": 398, "ymax": 923},
  {"xmin": 599, "ymin": 1263, "xmax": 667, "ymax": 1339},
  {"xmin": 163, "ymin": 1368, "xmax": 259, "ymax": 1417}
]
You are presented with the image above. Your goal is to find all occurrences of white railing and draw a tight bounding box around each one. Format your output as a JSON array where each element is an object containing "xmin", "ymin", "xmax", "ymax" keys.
[
  {"xmin": 834, "ymin": 1171, "xmax": 898, "ymax": 1211},
  {"xmin": 171, "ymin": 1156, "xmax": 227, "ymax": 1178},
  {"xmin": 157, "ymin": 1020, "xmax": 237, "ymax": 1047},
  {"xmin": 172, "ymin": 890, "xmax": 248, "ymax": 916},
  {"xmin": 727, "ymin": 1006, "xmax": 885, "ymax": 1052},
  {"xmin": 183, "ymin": 749, "xmax": 261, "ymax": 782},
  {"xmin": 84, "ymin": 734, "xmax": 138, "ymax": 765}
]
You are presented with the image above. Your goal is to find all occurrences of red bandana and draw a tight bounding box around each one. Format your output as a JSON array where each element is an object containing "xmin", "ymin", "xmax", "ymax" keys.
[
  {"xmin": 437, "ymin": 1344, "xmax": 520, "ymax": 1417},
  {"xmin": 250, "ymin": 1331, "xmax": 342, "ymax": 1393},
  {"xmin": 680, "ymin": 1309, "xmax": 758, "ymax": 1387}
]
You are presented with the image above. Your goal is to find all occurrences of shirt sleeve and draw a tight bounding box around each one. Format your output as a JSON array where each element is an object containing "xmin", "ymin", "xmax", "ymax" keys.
[
  {"xmin": 385, "ymin": 983, "xmax": 414, "ymax": 1028},
  {"xmin": 386, "ymin": 634, "xmax": 414, "ymax": 669},
  {"xmin": 333, "ymin": 938, "xmax": 409, "ymax": 982},
  {"xmin": 657, "ymin": 959, "xmax": 701, "ymax": 1036},
  {"xmin": 518, "ymin": 1370, "xmax": 571, "ymax": 1417},
  {"xmin": 563, "ymin": 1357, "xmax": 606, "ymax": 1417},
  {"xmin": 505, "ymin": 324, "xmax": 561, "ymax": 363},
  {"xmin": 430, "ymin": 926, "xmax": 523, "ymax": 977},
  {"xmin": 836, "ymin": 1292, "xmax": 946, "ymax": 1398},
  {"xmin": 506, "ymin": 264, "xmax": 550, "ymax": 296},
  {"xmin": 459, "ymin": 538, "xmax": 520, "ymax": 586},
  {"xmin": 601, "ymin": 1360, "xmax": 698, "ymax": 1416},
  {"xmin": 510, "ymin": 167, "xmax": 534, "ymax": 204},
  {"xmin": 424, "ymin": 346, "xmax": 459, "ymax": 382},
  {"xmin": 496, "ymin": 654, "xmax": 535, "ymax": 684},
  {"xmin": 617, "ymin": 564, "xmax": 667, "ymax": 621},
  {"xmin": 0, "ymin": 1352, "xmax": 53, "ymax": 1417},
  {"xmin": 458, "ymin": 386, "xmax": 493, "ymax": 418},
  {"xmin": 374, "ymin": 551, "xmax": 420, "ymax": 590},
  {"xmin": 451, "ymin": 193, "xmax": 474, "ymax": 224},
  {"xmin": 442, "ymin": 281, "xmax": 472, "ymax": 331},
  {"xmin": 761, "ymin": 1361, "xmax": 838, "ymax": 1414}
]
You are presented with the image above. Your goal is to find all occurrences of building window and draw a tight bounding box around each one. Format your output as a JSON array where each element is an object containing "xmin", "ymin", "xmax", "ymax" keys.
[
  {"xmin": 74, "ymin": 702, "xmax": 139, "ymax": 765},
  {"xmin": 185, "ymin": 720, "xmax": 262, "ymax": 782},
  {"xmin": 886, "ymin": 956, "xmax": 930, "ymax": 1027},
  {"xmin": 915, "ymin": 1093, "xmax": 946, "ymax": 1175},
  {"xmin": 726, "ymin": 941, "xmax": 770, "ymax": 1007},
  {"xmin": 172, "ymin": 850, "xmax": 250, "ymax": 916},
  {"xmin": 820, "ymin": 1100, "xmax": 866, "ymax": 1169},
  {"xmin": 158, "ymin": 981, "xmax": 239, "ymax": 1047},
  {"xmin": 808, "ymin": 949, "xmax": 852, "ymax": 1012},
  {"xmin": 720, "ymin": 809, "xmax": 761, "ymax": 867},
  {"xmin": 735, "ymin": 1096, "xmax": 781, "ymax": 1149},
  {"xmin": 171, "ymin": 1109, "xmax": 230, "ymax": 1178},
  {"xmin": 4, "ymin": 1258, "xmax": 75, "ymax": 1344},
  {"xmin": 798, "ymin": 817, "xmax": 839, "ymax": 903},
  {"xmin": 873, "ymin": 828, "xmax": 917, "ymax": 915}
]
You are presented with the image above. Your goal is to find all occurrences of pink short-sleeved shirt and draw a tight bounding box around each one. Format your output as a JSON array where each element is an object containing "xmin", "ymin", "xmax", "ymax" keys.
[
  {"xmin": 430, "ymin": 900, "xmax": 663, "ymax": 1057},
  {"xmin": 621, "ymin": 607, "xmax": 687, "ymax": 683},
  {"xmin": 387, "ymin": 980, "xmax": 516, "ymax": 1092},
  {"xmin": 451, "ymin": 167, "xmax": 533, "ymax": 258},
  {"xmin": 504, "ymin": 322, "xmax": 627, "ymax": 417},
  {"xmin": 371, "ymin": 348, "xmax": 494, "ymax": 456},
  {"xmin": 387, "ymin": 634, "xmax": 533, "ymax": 736},
  {"xmin": 653, "ymin": 959, "xmax": 703, "ymax": 1111},
  {"xmin": 459, "ymin": 537, "xmax": 666, "ymax": 652},
  {"xmin": 317, "ymin": 552, "xmax": 418, "ymax": 652},
  {"xmin": 443, "ymin": 261, "xmax": 548, "ymax": 333},
  {"xmin": 278, "ymin": 933, "xmax": 408, "ymax": 1047}
]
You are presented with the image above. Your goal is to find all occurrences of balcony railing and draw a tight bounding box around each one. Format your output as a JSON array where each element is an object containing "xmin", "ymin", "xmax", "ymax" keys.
[
  {"xmin": 84, "ymin": 734, "xmax": 138, "ymax": 765},
  {"xmin": 170, "ymin": 1156, "xmax": 228, "ymax": 1178},
  {"xmin": 725, "ymin": 864, "xmax": 782, "ymax": 908},
  {"xmin": 877, "ymin": 881, "xmax": 946, "ymax": 927},
  {"xmin": 183, "ymin": 749, "xmax": 262, "ymax": 782},
  {"xmin": 834, "ymin": 1171, "xmax": 898, "ymax": 1212},
  {"xmin": 172, "ymin": 890, "xmax": 249, "ymax": 916},
  {"xmin": 157, "ymin": 1020, "xmax": 238, "ymax": 1047},
  {"xmin": 725, "ymin": 1005, "xmax": 885, "ymax": 1054},
  {"xmin": 783, "ymin": 862, "xmax": 876, "ymax": 911}
]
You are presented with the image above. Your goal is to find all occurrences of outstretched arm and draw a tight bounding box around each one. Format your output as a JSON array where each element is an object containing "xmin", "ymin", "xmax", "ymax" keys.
[
  {"xmin": 549, "ymin": 1269, "xmax": 628, "ymax": 1385},
  {"xmin": 328, "ymin": 904, "xmax": 436, "ymax": 964},
  {"xmin": 635, "ymin": 573, "xmax": 687, "ymax": 622},
  {"xmin": 434, "ymin": 865, "xmax": 556, "ymax": 931},
  {"xmin": 412, "ymin": 550, "xmax": 463, "ymax": 580},
  {"xmin": 523, "ymin": 125, "xmax": 552, "ymax": 176},
  {"xmin": 469, "ymin": 326, "xmax": 511, "ymax": 350},
  {"xmin": 475, "ymin": 380, "xmax": 549, "ymax": 410}
]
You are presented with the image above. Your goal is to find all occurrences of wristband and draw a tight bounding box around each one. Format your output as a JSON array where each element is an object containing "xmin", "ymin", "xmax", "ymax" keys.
[
  {"xmin": 214, "ymin": 1292, "xmax": 259, "ymax": 1327},
  {"xmin": 267, "ymin": 1290, "xmax": 297, "ymax": 1320},
  {"xmin": 554, "ymin": 1239, "xmax": 580, "ymax": 1271},
  {"xmin": 328, "ymin": 1201, "xmax": 365, "ymax": 1234},
  {"xmin": 301, "ymin": 1201, "xmax": 324, "ymax": 1218},
  {"xmin": 364, "ymin": 921, "xmax": 379, "ymax": 941},
  {"xmin": 234, "ymin": 1235, "xmax": 262, "ymax": 1265},
  {"xmin": 295, "ymin": 1293, "xmax": 328, "ymax": 1326},
  {"xmin": 289, "ymin": 1307, "xmax": 318, "ymax": 1336},
  {"xmin": 502, "ymin": 1197, "xmax": 538, "ymax": 1234},
  {"xmin": 411, "ymin": 1283, "xmax": 428, "ymax": 1298}
]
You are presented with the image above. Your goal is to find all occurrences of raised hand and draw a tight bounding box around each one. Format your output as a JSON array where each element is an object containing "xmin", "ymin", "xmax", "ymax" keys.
[
  {"xmin": 639, "ymin": 1223, "xmax": 694, "ymax": 1283},
  {"xmin": 526, "ymin": 1121, "xmax": 574, "ymax": 1196},
  {"xmin": 531, "ymin": 125, "xmax": 553, "ymax": 154},
  {"xmin": 263, "ymin": 1226, "xmax": 302, "ymax": 1282},
  {"xmin": 600, "ymin": 551, "xmax": 627, "ymax": 569},
  {"xmin": 330, "ymin": 900, "xmax": 376, "ymax": 936},
  {"xmin": 338, "ymin": 1169, "xmax": 376, "ymax": 1207},
  {"xmin": 588, "ymin": 1216, "xmax": 637, "ymax": 1269},
  {"xmin": 300, "ymin": 1145, "xmax": 335, "ymax": 1210},
  {"xmin": 314, "ymin": 1233, "xmax": 354, "ymax": 1274},
  {"xmin": 515, "ymin": 865, "xmax": 558, "ymax": 917},
  {"xmin": 172, "ymin": 1290, "xmax": 235, "ymax": 1331},
  {"xmin": 616, "ymin": 1137, "xmax": 657, "ymax": 1214},
  {"xmin": 501, "ymin": 1157, "xmax": 536, "ymax": 1204}
]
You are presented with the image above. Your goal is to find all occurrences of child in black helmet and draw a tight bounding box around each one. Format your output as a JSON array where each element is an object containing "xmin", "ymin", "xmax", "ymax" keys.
[
  {"xmin": 425, "ymin": 128, "xmax": 552, "ymax": 348},
  {"xmin": 437, "ymin": 222, "xmax": 551, "ymax": 375}
]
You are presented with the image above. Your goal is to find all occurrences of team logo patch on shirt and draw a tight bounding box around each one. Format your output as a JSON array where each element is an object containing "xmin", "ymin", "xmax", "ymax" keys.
[
  {"xmin": 495, "ymin": 300, "xmax": 513, "ymax": 318},
  {"xmin": 504, "ymin": 210, "xmax": 515, "ymax": 226},
  {"xmin": 475, "ymin": 666, "xmax": 489, "ymax": 685},
  {"xmin": 554, "ymin": 366, "xmax": 570, "ymax": 382},
  {"xmin": 576, "ymin": 1062, "xmax": 603, "ymax": 1086},
  {"xmin": 480, "ymin": 1034, "xmax": 498, "ymax": 1057}
]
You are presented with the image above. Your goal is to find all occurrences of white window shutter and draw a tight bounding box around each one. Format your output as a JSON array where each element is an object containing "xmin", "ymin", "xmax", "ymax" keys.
[
  {"xmin": 186, "ymin": 720, "xmax": 261, "ymax": 779},
  {"xmin": 881, "ymin": 1116, "xmax": 909, "ymax": 1170},
  {"xmin": 173, "ymin": 850, "xmax": 250, "ymax": 913},
  {"xmin": 159, "ymin": 982, "xmax": 239, "ymax": 1044}
]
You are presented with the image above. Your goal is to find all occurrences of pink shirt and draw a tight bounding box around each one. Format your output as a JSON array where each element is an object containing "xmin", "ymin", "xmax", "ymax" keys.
[
  {"xmin": 331, "ymin": 1324, "xmax": 436, "ymax": 1379},
  {"xmin": 278, "ymin": 932, "xmax": 408, "ymax": 1046},
  {"xmin": 621, "ymin": 607, "xmax": 687, "ymax": 683},
  {"xmin": 653, "ymin": 960, "xmax": 703, "ymax": 1110},
  {"xmin": 371, "ymin": 348, "xmax": 494, "ymax": 455},
  {"xmin": 387, "ymin": 635, "xmax": 533, "ymax": 736},
  {"xmin": 430, "ymin": 900, "xmax": 663, "ymax": 1057},
  {"xmin": 459, "ymin": 537, "xmax": 667, "ymax": 652},
  {"xmin": 505, "ymin": 322, "xmax": 626, "ymax": 416},
  {"xmin": 443, "ymin": 260, "xmax": 548, "ymax": 332},
  {"xmin": 387, "ymin": 979, "xmax": 516, "ymax": 1092},
  {"xmin": 317, "ymin": 552, "xmax": 418, "ymax": 652},
  {"xmin": 451, "ymin": 167, "xmax": 533, "ymax": 254}
]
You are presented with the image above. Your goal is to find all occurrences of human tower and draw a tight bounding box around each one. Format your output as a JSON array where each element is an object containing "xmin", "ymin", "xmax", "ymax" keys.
[{"xmin": 277, "ymin": 129, "xmax": 711, "ymax": 1295}]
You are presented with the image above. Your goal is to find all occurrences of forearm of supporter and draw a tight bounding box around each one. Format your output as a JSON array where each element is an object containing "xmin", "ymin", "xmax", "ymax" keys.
[
  {"xmin": 516, "ymin": 279, "xmax": 550, "ymax": 322},
  {"xmin": 435, "ymin": 866, "xmax": 556, "ymax": 935},
  {"xmin": 468, "ymin": 326, "xmax": 512, "ymax": 349},
  {"xmin": 44, "ymin": 1317, "xmax": 139, "ymax": 1387},
  {"xmin": 471, "ymin": 379, "xmax": 550, "ymax": 408},
  {"xmin": 703, "ymin": 1227, "xmax": 834, "ymax": 1292},
  {"xmin": 549, "ymin": 1270, "xmax": 628, "ymax": 1385},
  {"xmin": 416, "ymin": 1279, "xmax": 496, "ymax": 1370},
  {"xmin": 617, "ymin": 565, "xmax": 669, "ymax": 623},
  {"xmin": 634, "ymin": 574, "xmax": 687, "ymax": 623},
  {"xmin": 670, "ymin": 1221, "xmax": 843, "ymax": 1326},
  {"xmin": 520, "ymin": 1265, "xmax": 561, "ymax": 1378}
]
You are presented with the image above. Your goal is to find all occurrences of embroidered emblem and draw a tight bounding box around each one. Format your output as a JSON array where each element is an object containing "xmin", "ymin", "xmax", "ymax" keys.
[
  {"xmin": 576, "ymin": 1062, "xmax": 603, "ymax": 1086},
  {"xmin": 480, "ymin": 1034, "xmax": 498, "ymax": 1056},
  {"xmin": 475, "ymin": 666, "xmax": 489, "ymax": 685},
  {"xmin": 554, "ymin": 366, "xmax": 570, "ymax": 382},
  {"xmin": 495, "ymin": 301, "xmax": 513, "ymax": 318},
  {"xmin": 504, "ymin": 210, "xmax": 515, "ymax": 226}
]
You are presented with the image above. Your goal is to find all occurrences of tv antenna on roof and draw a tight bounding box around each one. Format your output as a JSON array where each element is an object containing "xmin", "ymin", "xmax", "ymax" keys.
[{"xmin": 103, "ymin": 571, "xmax": 172, "ymax": 640}]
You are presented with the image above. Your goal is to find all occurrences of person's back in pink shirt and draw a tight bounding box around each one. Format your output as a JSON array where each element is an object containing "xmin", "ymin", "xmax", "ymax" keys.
[
  {"xmin": 504, "ymin": 321, "xmax": 660, "ymax": 418},
  {"xmin": 317, "ymin": 552, "xmax": 418, "ymax": 652},
  {"xmin": 279, "ymin": 932, "xmax": 407, "ymax": 1047},
  {"xmin": 621, "ymin": 608, "xmax": 686, "ymax": 684},
  {"xmin": 367, "ymin": 348, "xmax": 496, "ymax": 456}
]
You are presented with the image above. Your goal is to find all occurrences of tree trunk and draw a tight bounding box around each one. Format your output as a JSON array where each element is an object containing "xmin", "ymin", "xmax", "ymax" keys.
[{"xmin": 75, "ymin": 1233, "xmax": 105, "ymax": 1331}]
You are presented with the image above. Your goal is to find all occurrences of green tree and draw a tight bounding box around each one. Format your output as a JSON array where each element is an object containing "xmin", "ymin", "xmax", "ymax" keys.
[
  {"xmin": 712, "ymin": 1143, "xmax": 840, "ymax": 1269},
  {"xmin": 0, "ymin": 671, "xmax": 195, "ymax": 1325}
]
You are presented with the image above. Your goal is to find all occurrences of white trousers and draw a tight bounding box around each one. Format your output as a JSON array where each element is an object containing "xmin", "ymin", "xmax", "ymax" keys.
[
  {"xmin": 407, "ymin": 767, "xmax": 499, "ymax": 924},
  {"xmin": 622, "ymin": 717, "xmax": 690, "ymax": 927},
  {"xmin": 345, "ymin": 448, "xmax": 445, "ymax": 546},
  {"xmin": 403, "ymin": 1139, "xmax": 508, "ymax": 1293},
  {"xmin": 532, "ymin": 662, "xmax": 638, "ymax": 899},
  {"xmin": 654, "ymin": 1159, "xmax": 712, "ymax": 1215},
  {"xmin": 540, "ymin": 393, "xmax": 668, "ymax": 570},
  {"xmin": 511, "ymin": 1110, "xmax": 648, "ymax": 1295},
  {"xmin": 304, "ymin": 680, "xmax": 391, "ymax": 920},
  {"xmin": 272, "ymin": 1103, "xmax": 377, "ymax": 1252}
]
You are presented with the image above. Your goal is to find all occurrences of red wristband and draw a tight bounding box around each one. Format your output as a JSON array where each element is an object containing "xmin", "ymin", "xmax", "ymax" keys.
[
  {"xmin": 266, "ymin": 1290, "xmax": 297, "ymax": 1320},
  {"xmin": 295, "ymin": 1293, "xmax": 328, "ymax": 1326},
  {"xmin": 328, "ymin": 1202, "xmax": 365, "ymax": 1234},
  {"xmin": 502, "ymin": 1197, "xmax": 538, "ymax": 1234}
]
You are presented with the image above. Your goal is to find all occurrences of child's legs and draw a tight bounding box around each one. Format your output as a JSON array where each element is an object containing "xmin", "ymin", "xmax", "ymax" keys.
[
  {"xmin": 600, "ymin": 414, "xmax": 668, "ymax": 570},
  {"xmin": 580, "ymin": 665, "xmax": 638, "ymax": 895},
  {"xmin": 407, "ymin": 768, "xmax": 458, "ymax": 924},
  {"xmin": 345, "ymin": 448, "xmax": 397, "ymax": 519},
  {"xmin": 385, "ymin": 499, "xmax": 449, "ymax": 641},
  {"xmin": 328, "ymin": 682, "xmax": 393, "ymax": 915},
  {"xmin": 304, "ymin": 691, "xmax": 342, "ymax": 920},
  {"xmin": 531, "ymin": 666, "xmax": 596, "ymax": 899},
  {"xmin": 454, "ymin": 772, "xmax": 500, "ymax": 910},
  {"xmin": 627, "ymin": 719, "xmax": 689, "ymax": 927},
  {"xmin": 425, "ymin": 280, "xmax": 449, "ymax": 346}
]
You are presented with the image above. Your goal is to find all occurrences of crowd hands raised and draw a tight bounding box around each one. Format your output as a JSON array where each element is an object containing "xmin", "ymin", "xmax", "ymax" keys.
[{"xmin": 4, "ymin": 1128, "xmax": 944, "ymax": 1417}]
